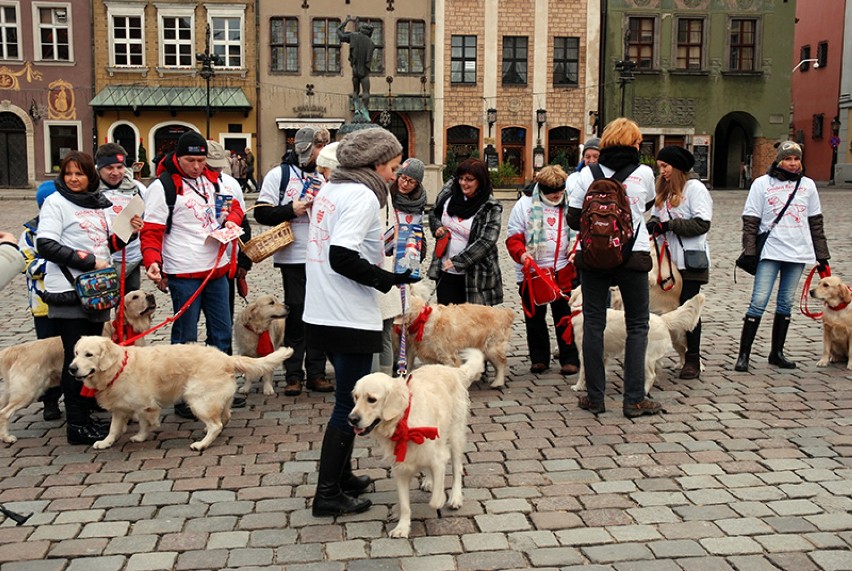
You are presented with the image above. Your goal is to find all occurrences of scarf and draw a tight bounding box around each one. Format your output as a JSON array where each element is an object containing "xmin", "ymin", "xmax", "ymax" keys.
[
  {"xmin": 527, "ymin": 184, "xmax": 565, "ymax": 259},
  {"xmin": 768, "ymin": 162, "xmax": 803, "ymax": 182},
  {"xmin": 598, "ymin": 145, "xmax": 642, "ymax": 172},
  {"xmin": 445, "ymin": 179, "xmax": 490, "ymax": 220},
  {"xmin": 330, "ymin": 166, "xmax": 389, "ymax": 208},
  {"xmin": 390, "ymin": 182, "xmax": 427, "ymax": 214},
  {"xmin": 53, "ymin": 180, "xmax": 113, "ymax": 210}
]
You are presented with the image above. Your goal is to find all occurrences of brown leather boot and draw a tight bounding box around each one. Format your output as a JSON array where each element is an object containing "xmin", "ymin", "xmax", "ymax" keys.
[
  {"xmin": 284, "ymin": 378, "xmax": 302, "ymax": 396},
  {"xmin": 307, "ymin": 377, "xmax": 334, "ymax": 392},
  {"xmin": 679, "ymin": 353, "xmax": 701, "ymax": 380}
]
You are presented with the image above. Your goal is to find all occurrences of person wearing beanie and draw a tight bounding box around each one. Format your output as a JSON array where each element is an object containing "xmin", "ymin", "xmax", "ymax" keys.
[
  {"xmin": 303, "ymin": 127, "xmax": 413, "ymax": 518},
  {"xmin": 428, "ymin": 158, "xmax": 504, "ymax": 308},
  {"xmin": 254, "ymin": 125, "xmax": 332, "ymax": 397},
  {"xmin": 37, "ymin": 151, "xmax": 143, "ymax": 444},
  {"xmin": 140, "ymin": 130, "xmax": 247, "ymax": 415},
  {"xmin": 734, "ymin": 140, "xmax": 829, "ymax": 372},
  {"xmin": 316, "ymin": 141, "xmax": 341, "ymax": 179},
  {"xmin": 566, "ymin": 117, "xmax": 661, "ymax": 418},
  {"xmin": 506, "ymin": 165, "xmax": 581, "ymax": 377},
  {"xmin": 646, "ymin": 145, "xmax": 712, "ymax": 380},
  {"xmin": 567, "ymin": 137, "xmax": 603, "ymax": 201},
  {"xmin": 95, "ymin": 142, "xmax": 148, "ymax": 292}
]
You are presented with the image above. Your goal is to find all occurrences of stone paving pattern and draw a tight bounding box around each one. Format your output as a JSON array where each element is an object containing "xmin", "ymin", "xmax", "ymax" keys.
[{"xmin": 0, "ymin": 190, "xmax": 850, "ymax": 570}]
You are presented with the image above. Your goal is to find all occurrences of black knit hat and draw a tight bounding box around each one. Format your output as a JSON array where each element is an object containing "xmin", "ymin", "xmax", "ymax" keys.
[
  {"xmin": 176, "ymin": 131, "xmax": 208, "ymax": 157},
  {"xmin": 657, "ymin": 146, "xmax": 695, "ymax": 172}
]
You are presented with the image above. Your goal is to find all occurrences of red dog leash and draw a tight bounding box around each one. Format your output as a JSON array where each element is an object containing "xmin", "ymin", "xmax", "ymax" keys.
[{"xmin": 800, "ymin": 263, "xmax": 834, "ymax": 320}]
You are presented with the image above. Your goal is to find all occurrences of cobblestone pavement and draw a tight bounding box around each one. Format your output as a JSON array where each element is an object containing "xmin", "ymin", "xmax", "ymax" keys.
[{"xmin": 0, "ymin": 189, "xmax": 850, "ymax": 571}]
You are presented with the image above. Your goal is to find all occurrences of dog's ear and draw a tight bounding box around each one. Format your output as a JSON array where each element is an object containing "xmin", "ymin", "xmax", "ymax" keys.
[
  {"xmin": 841, "ymin": 282, "xmax": 852, "ymax": 305},
  {"xmin": 97, "ymin": 339, "xmax": 122, "ymax": 372},
  {"xmin": 381, "ymin": 380, "xmax": 409, "ymax": 422}
]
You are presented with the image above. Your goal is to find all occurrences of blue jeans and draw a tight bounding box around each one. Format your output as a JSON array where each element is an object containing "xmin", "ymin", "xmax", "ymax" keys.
[
  {"xmin": 579, "ymin": 268, "xmax": 649, "ymax": 405},
  {"xmin": 327, "ymin": 352, "xmax": 373, "ymax": 432},
  {"xmin": 747, "ymin": 260, "xmax": 805, "ymax": 318},
  {"xmin": 168, "ymin": 275, "xmax": 232, "ymax": 352}
]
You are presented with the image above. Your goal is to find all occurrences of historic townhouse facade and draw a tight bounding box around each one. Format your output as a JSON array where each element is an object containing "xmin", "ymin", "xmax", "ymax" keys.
[
  {"xmin": 0, "ymin": 0, "xmax": 93, "ymax": 187},
  {"xmin": 90, "ymin": 0, "xmax": 256, "ymax": 175}
]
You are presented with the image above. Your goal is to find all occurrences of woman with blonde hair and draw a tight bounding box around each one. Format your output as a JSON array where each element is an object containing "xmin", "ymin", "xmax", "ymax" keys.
[
  {"xmin": 506, "ymin": 164, "xmax": 580, "ymax": 375},
  {"xmin": 567, "ymin": 118, "xmax": 660, "ymax": 418},
  {"xmin": 646, "ymin": 146, "xmax": 712, "ymax": 379}
]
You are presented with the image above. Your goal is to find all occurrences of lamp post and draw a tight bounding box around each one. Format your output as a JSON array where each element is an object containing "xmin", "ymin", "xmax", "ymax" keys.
[
  {"xmin": 615, "ymin": 30, "xmax": 636, "ymax": 117},
  {"xmin": 486, "ymin": 108, "xmax": 497, "ymax": 137},
  {"xmin": 792, "ymin": 58, "xmax": 819, "ymax": 72},
  {"xmin": 485, "ymin": 108, "xmax": 498, "ymax": 169},
  {"xmin": 196, "ymin": 24, "xmax": 222, "ymax": 139},
  {"xmin": 534, "ymin": 108, "xmax": 546, "ymax": 171},
  {"xmin": 830, "ymin": 116, "xmax": 841, "ymax": 185}
]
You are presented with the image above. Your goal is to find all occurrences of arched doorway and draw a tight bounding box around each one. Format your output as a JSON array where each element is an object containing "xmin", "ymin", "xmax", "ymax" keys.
[
  {"xmin": 501, "ymin": 126, "xmax": 527, "ymax": 185},
  {"xmin": 713, "ymin": 112, "xmax": 758, "ymax": 189},
  {"xmin": 112, "ymin": 124, "xmax": 137, "ymax": 165},
  {"xmin": 152, "ymin": 124, "xmax": 194, "ymax": 167},
  {"xmin": 0, "ymin": 112, "xmax": 28, "ymax": 187},
  {"xmin": 548, "ymin": 126, "xmax": 581, "ymax": 170}
]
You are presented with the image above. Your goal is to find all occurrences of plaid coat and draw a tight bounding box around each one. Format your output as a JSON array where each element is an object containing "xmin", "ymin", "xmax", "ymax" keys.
[{"xmin": 427, "ymin": 183, "xmax": 504, "ymax": 306}]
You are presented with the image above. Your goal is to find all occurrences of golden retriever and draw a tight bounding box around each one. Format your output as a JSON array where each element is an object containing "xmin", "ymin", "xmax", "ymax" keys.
[
  {"xmin": 69, "ymin": 336, "xmax": 293, "ymax": 450},
  {"xmin": 233, "ymin": 294, "xmax": 288, "ymax": 395},
  {"xmin": 348, "ymin": 349, "xmax": 485, "ymax": 538},
  {"xmin": 648, "ymin": 245, "xmax": 683, "ymax": 314},
  {"xmin": 571, "ymin": 293, "xmax": 705, "ymax": 396},
  {"xmin": 0, "ymin": 291, "xmax": 157, "ymax": 444},
  {"xmin": 810, "ymin": 275, "xmax": 852, "ymax": 368},
  {"xmin": 396, "ymin": 284, "xmax": 514, "ymax": 388}
]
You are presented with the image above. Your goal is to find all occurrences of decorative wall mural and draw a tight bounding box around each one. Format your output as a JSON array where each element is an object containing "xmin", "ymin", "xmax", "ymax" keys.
[
  {"xmin": 0, "ymin": 62, "xmax": 43, "ymax": 91},
  {"xmin": 48, "ymin": 79, "xmax": 75, "ymax": 120},
  {"xmin": 632, "ymin": 97, "xmax": 696, "ymax": 126}
]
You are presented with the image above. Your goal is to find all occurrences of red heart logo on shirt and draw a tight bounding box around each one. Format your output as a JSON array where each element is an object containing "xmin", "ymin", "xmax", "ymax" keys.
[
  {"xmin": 316, "ymin": 210, "xmax": 325, "ymax": 223},
  {"xmin": 547, "ymin": 216, "xmax": 556, "ymax": 226},
  {"xmin": 405, "ymin": 215, "xmax": 413, "ymax": 223},
  {"xmin": 113, "ymin": 205, "xmax": 122, "ymax": 214}
]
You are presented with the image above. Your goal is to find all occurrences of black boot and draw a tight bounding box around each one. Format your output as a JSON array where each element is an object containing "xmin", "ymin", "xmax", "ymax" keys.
[
  {"xmin": 312, "ymin": 427, "xmax": 372, "ymax": 517},
  {"xmin": 65, "ymin": 399, "xmax": 108, "ymax": 445},
  {"xmin": 734, "ymin": 315, "xmax": 761, "ymax": 372},
  {"xmin": 679, "ymin": 352, "xmax": 701, "ymax": 380},
  {"xmin": 340, "ymin": 438, "xmax": 373, "ymax": 496},
  {"xmin": 768, "ymin": 314, "xmax": 796, "ymax": 369}
]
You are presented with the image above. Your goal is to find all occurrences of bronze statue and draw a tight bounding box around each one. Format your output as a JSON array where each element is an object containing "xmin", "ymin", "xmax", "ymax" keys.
[{"xmin": 337, "ymin": 15, "xmax": 375, "ymax": 121}]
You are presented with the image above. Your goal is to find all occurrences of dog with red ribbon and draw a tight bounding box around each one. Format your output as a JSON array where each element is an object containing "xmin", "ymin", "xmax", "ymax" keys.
[
  {"xmin": 348, "ymin": 349, "xmax": 485, "ymax": 538},
  {"xmin": 233, "ymin": 294, "xmax": 289, "ymax": 395},
  {"xmin": 809, "ymin": 272, "xmax": 852, "ymax": 369}
]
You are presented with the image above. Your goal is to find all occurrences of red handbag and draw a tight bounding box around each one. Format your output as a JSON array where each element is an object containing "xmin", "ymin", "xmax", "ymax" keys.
[
  {"xmin": 434, "ymin": 231, "xmax": 450, "ymax": 258},
  {"xmin": 521, "ymin": 259, "xmax": 563, "ymax": 317}
]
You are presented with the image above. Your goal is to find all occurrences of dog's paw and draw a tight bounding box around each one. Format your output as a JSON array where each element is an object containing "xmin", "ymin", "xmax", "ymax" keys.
[
  {"xmin": 92, "ymin": 439, "xmax": 112, "ymax": 449},
  {"xmin": 420, "ymin": 478, "xmax": 433, "ymax": 492},
  {"xmin": 489, "ymin": 378, "xmax": 505, "ymax": 389},
  {"xmin": 1, "ymin": 434, "xmax": 17, "ymax": 444},
  {"xmin": 571, "ymin": 382, "xmax": 583, "ymax": 392},
  {"xmin": 189, "ymin": 441, "xmax": 208, "ymax": 451},
  {"xmin": 237, "ymin": 384, "xmax": 250, "ymax": 394},
  {"xmin": 448, "ymin": 494, "xmax": 463, "ymax": 510},
  {"xmin": 129, "ymin": 433, "xmax": 148, "ymax": 443},
  {"xmin": 262, "ymin": 385, "xmax": 275, "ymax": 396},
  {"xmin": 389, "ymin": 525, "xmax": 410, "ymax": 538},
  {"xmin": 429, "ymin": 491, "xmax": 447, "ymax": 510},
  {"xmin": 817, "ymin": 358, "xmax": 830, "ymax": 367}
]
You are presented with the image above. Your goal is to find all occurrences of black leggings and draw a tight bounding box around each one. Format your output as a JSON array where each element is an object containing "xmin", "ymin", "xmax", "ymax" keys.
[{"xmin": 57, "ymin": 317, "xmax": 105, "ymax": 424}]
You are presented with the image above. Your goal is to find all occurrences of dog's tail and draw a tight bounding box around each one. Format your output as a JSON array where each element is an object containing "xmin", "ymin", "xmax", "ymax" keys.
[
  {"xmin": 458, "ymin": 348, "xmax": 486, "ymax": 388},
  {"xmin": 660, "ymin": 293, "xmax": 705, "ymax": 334},
  {"xmin": 230, "ymin": 347, "xmax": 294, "ymax": 378}
]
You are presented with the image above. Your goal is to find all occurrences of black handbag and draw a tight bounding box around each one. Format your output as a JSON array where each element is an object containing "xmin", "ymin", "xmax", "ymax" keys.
[
  {"xmin": 664, "ymin": 205, "xmax": 709, "ymax": 272},
  {"xmin": 735, "ymin": 179, "xmax": 801, "ymax": 276}
]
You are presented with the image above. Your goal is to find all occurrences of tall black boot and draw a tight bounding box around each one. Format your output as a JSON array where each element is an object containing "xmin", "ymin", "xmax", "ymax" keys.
[
  {"xmin": 734, "ymin": 315, "xmax": 761, "ymax": 372},
  {"xmin": 340, "ymin": 438, "xmax": 373, "ymax": 496},
  {"xmin": 768, "ymin": 314, "xmax": 796, "ymax": 369},
  {"xmin": 312, "ymin": 426, "xmax": 372, "ymax": 517}
]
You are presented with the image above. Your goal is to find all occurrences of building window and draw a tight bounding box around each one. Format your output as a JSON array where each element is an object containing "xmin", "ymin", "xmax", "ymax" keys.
[
  {"xmin": 502, "ymin": 36, "xmax": 528, "ymax": 85},
  {"xmin": 446, "ymin": 125, "xmax": 480, "ymax": 162},
  {"xmin": 800, "ymin": 45, "xmax": 811, "ymax": 71},
  {"xmin": 676, "ymin": 18, "xmax": 703, "ymax": 69},
  {"xmin": 729, "ymin": 18, "xmax": 757, "ymax": 71},
  {"xmin": 159, "ymin": 8, "xmax": 194, "ymax": 68},
  {"xmin": 0, "ymin": 3, "xmax": 20, "ymax": 60},
  {"xmin": 312, "ymin": 18, "xmax": 340, "ymax": 74},
  {"xmin": 396, "ymin": 19, "xmax": 424, "ymax": 74},
  {"xmin": 359, "ymin": 18, "xmax": 383, "ymax": 74},
  {"xmin": 45, "ymin": 122, "xmax": 80, "ymax": 173},
  {"xmin": 813, "ymin": 113, "xmax": 824, "ymax": 140},
  {"xmin": 33, "ymin": 2, "xmax": 72, "ymax": 62},
  {"xmin": 451, "ymin": 35, "xmax": 476, "ymax": 84},
  {"xmin": 108, "ymin": 4, "xmax": 144, "ymax": 68},
  {"xmin": 628, "ymin": 17, "xmax": 654, "ymax": 70},
  {"xmin": 817, "ymin": 41, "xmax": 828, "ymax": 68},
  {"xmin": 553, "ymin": 36, "xmax": 579, "ymax": 86},
  {"xmin": 271, "ymin": 17, "xmax": 298, "ymax": 73},
  {"xmin": 209, "ymin": 9, "xmax": 245, "ymax": 69}
]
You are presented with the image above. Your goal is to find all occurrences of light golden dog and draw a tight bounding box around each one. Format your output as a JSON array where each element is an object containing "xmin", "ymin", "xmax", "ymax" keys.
[
  {"xmin": 649, "ymin": 245, "xmax": 683, "ymax": 314},
  {"xmin": 233, "ymin": 294, "xmax": 288, "ymax": 395},
  {"xmin": 397, "ymin": 284, "xmax": 514, "ymax": 388},
  {"xmin": 0, "ymin": 291, "xmax": 157, "ymax": 444},
  {"xmin": 571, "ymin": 293, "xmax": 705, "ymax": 396},
  {"xmin": 348, "ymin": 349, "xmax": 485, "ymax": 538},
  {"xmin": 69, "ymin": 336, "xmax": 293, "ymax": 450},
  {"xmin": 810, "ymin": 275, "xmax": 852, "ymax": 369}
]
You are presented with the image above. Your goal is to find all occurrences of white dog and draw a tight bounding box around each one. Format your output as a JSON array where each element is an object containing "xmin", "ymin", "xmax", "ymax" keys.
[
  {"xmin": 233, "ymin": 294, "xmax": 288, "ymax": 395},
  {"xmin": 571, "ymin": 293, "xmax": 705, "ymax": 396},
  {"xmin": 348, "ymin": 349, "xmax": 485, "ymax": 538},
  {"xmin": 69, "ymin": 336, "xmax": 293, "ymax": 450}
]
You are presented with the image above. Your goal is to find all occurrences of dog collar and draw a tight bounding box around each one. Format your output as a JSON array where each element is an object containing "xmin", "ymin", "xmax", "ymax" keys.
[
  {"xmin": 110, "ymin": 319, "xmax": 136, "ymax": 344},
  {"xmin": 407, "ymin": 306, "xmax": 433, "ymax": 342},
  {"xmin": 556, "ymin": 308, "xmax": 583, "ymax": 345},
  {"xmin": 80, "ymin": 351, "xmax": 128, "ymax": 398},
  {"xmin": 389, "ymin": 374, "xmax": 439, "ymax": 463},
  {"xmin": 244, "ymin": 324, "xmax": 274, "ymax": 357},
  {"xmin": 829, "ymin": 299, "xmax": 851, "ymax": 311}
]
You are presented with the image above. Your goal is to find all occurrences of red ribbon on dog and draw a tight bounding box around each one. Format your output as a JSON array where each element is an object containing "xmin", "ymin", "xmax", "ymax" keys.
[
  {"xmin": 255, "ymin": 331, "xmax": 274, "ymax": 357},
  {"xmin": 556, "ymin": 308, "xmax": 583, "ymax": 344},
  {"xmin": 80, "ymin": 351, "xmax": 129, "ymax": 397},
  {"xmin": 407, "ymin": 306, "xmax": 432, "ymax": 342},
  {"xmin": 390, "ymin": 375, "xmax": 439, "ymax": 463}
]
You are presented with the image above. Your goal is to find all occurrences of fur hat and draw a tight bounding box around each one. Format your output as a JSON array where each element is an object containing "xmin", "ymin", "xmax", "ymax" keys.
[
  {"xmin": 396, "ymin": 158, "xmax": 424, "ymax": 183},
  {"xmin": 582, "ymin": 137, "xmax": 601, "ymax": 152},
  {"xmin": 175, "ymin": 131, "xmax": 208, "ymax": 157},
  {"xmin": 336, "ymin": 127, "xmax": 403, "ymax": 169},
  {"xmin": 295, "ymin": 127, "xmax": 330, "ymax": 165},
  {"xmin": 657, "ymin": 145, "xmax": 695, "ymax": 172},
  {"xmin": 776, "ymin": 141, "xmax": 803, "ymax": 162},
  {"xmin": 316, "ymin": 141, "xmax": 340, "ymax": 170}
]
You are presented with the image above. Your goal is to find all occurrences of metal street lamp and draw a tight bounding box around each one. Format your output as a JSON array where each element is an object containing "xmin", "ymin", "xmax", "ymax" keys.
[
  {"xmin": 830, "ymin": 116, "xmax": 841, "ymax": 185},
  {"xmin": 486, "ymin": 108, "xmax": 497, "ymax": 137},
  {"xmin": 792, "ymin": 58, "xmax": 819, "ymax": 72},
  {"xmin": 196, "ymin": 24, "xmax": 222, "ymax": 139}
]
